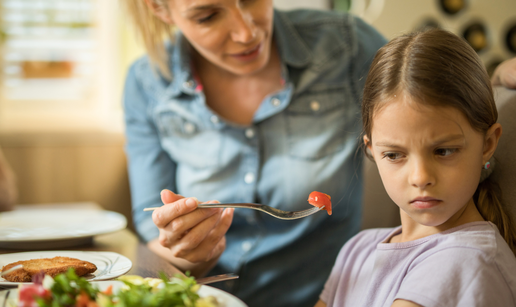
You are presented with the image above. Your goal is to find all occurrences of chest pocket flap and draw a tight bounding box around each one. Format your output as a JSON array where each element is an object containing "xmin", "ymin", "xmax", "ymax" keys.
[{"xmin": 155, "ymin": 107, "xmax": 223, "ymax": 169}]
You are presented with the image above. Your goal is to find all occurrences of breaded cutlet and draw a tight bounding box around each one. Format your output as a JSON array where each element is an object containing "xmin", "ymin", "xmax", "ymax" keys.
[{"xmin": 1, "ymin": 256, "xmax": 97, "ymax": 282}]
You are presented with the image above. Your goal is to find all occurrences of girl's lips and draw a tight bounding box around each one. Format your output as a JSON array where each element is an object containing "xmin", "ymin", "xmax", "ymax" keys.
[
  {"xmin": 410, "ymin": 197, "xmax": 442, "ymax": 209},
  {"xmin": 230, "ymin": 43, "xmax": 262, "ymax": 61}
]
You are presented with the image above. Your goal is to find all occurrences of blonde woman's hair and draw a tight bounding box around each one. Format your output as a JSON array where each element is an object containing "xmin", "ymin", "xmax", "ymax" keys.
[
  {"xmin": 122, "ymin": 0, "xmax": 175, "ymax": 79},
  {"xmin": 362, "ymin": 28, "xmax": 516, "ymax": 255}
]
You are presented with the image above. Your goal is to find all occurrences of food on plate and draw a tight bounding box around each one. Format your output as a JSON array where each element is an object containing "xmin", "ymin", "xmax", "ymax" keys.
[
  {"xmin": 308, "ymin": 191, "xmax": 332, "ymax": 215},
  {"xmin": 15, "ymin": 268, "xmax": 220, "ymax": 307},
  {"xmin": 1, "ymin": 257, "xmax": 97, "ymax": 282}
]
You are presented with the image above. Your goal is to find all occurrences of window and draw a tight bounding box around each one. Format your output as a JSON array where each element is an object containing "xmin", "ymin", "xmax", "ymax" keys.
[{"xmin": 0, "ymin": 0, "xmax": 121, "ymax": 130}]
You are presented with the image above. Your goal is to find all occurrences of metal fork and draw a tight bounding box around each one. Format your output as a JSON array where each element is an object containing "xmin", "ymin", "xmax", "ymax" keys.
[
  {"xmin": 143, "ymin": 203, "xmax": 323, "ymax": 220},
  {"xmin": 196, "ymin": 273, "xmax": 239, "ymax": 285}
]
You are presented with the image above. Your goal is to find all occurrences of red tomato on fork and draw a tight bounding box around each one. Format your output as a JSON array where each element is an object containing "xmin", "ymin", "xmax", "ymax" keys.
[{"xmin": 307, "ymin": 191, "xmax": 332, "ymax": 215}]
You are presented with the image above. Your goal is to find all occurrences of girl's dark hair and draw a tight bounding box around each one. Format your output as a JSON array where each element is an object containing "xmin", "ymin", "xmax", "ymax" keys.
[{"xmin": 362, "ymin": 28, "xmax": 516, "ymax": 254}]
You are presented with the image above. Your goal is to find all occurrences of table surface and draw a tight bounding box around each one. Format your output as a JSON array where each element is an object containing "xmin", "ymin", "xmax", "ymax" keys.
[{"xmin": 0, "ymin": 203, "xmax": 182, "ymax": 282}]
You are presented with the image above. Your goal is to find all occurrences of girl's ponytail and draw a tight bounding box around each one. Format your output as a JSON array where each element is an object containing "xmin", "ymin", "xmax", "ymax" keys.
[
  {"xmin": 475, "ymin": 177, "xmax": 516, "ymax": 255},
  {"xmin": 123, "ymin": 0, "xmax": 175, "ymax": 80}
]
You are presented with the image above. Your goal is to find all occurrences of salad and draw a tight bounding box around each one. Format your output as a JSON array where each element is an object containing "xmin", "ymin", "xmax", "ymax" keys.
[{"xmin": 13, "ymin": 269, "xmax": 219, "ymax": 307}]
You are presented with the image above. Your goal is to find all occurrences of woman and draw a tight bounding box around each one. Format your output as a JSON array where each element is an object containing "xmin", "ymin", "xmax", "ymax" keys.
[{"xmin": 122, "ymin": 0, "xmax": 386, "ymax": 306}]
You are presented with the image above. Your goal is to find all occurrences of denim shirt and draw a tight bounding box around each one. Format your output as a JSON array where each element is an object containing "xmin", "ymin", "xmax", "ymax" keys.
[{"xmin": 123, "ymin": 9, "xmax": 386, "ymax": 307}]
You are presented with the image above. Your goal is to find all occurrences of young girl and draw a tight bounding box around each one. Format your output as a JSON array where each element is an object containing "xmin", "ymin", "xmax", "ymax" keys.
[{"xmin": 315, "ymin": 28, "xmax": 516, "ymax": 307}]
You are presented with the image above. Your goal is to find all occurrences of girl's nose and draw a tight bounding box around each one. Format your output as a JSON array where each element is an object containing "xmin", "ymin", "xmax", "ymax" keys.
[
  {"xmin": 409, "ymin": 159, "xmax": 435, "ymax": 189},
  {"xmin": 230, "ymin": 10, "xmax": 257, "ymax": 43}
]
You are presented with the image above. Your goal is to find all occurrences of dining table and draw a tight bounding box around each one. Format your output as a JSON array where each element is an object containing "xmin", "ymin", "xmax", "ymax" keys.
[{"xmin": 0, "ymin": 202, "xmax": 183, "ymax": 289}]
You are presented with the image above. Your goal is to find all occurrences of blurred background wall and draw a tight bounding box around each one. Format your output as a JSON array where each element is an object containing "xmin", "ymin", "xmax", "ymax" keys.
[{"xmin": 0, "ymin": 0, "xmax": 514, "ymax": 229}]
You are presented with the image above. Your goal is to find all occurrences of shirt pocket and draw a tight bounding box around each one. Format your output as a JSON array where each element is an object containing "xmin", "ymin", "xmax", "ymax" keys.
[
  {"xmin": 155, "ymin": 108, "xmax": 222, "ymax": 169},
  {"xmin": 285, "ymin": 87, "xmax": 359, "ymax": 160}
]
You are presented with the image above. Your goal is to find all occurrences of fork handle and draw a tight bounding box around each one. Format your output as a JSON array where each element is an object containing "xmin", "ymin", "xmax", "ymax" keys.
[
  {"xmin": 197, "ymin": 203, "xmax": 262, "ymax": 209},
  {"xmin": 143, "ymin": 203, "xmax": 261, "ymax": 212}
]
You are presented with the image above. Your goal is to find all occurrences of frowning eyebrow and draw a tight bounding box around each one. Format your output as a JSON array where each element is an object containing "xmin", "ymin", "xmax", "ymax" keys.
[
  {"xmin": 375, "ymin": 134, "xmax": 466, "ymax": 148},
  {"xmin": 374, "ymin": 142, "xmax": 403, "ymax": 148}
]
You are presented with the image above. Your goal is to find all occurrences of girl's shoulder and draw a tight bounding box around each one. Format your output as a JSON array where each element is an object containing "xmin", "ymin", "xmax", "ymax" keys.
[
  {"xmin": 394, "ymin": 222, "xmax": 516, "ymax": 306},
  {"xmin": 389, "ymin": 222, "xmax": 514, "ymax": 266},
  {"xmin": 435, "ymin": 222, "xmax": 516, "ymax": 278},
  {"xmin": 431, "ymin": 221, "xmax": 510, "ymax": 258}
]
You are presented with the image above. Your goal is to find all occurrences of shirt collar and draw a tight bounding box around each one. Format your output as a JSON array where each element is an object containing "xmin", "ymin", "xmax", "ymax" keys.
[
  {"xmin": 165, "ymin": 32, "xmax": 197, "ymax": 98},
  {"xmin": 273, "ymin": 9, "xmax": 313, "ymax": 68}
]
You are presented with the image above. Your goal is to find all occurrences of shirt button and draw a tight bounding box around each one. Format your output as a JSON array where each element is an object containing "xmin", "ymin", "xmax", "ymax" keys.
[
  {"xmin": 271, "ymin": 98, "xmax": 281, "ymax": 107},
  {"xmin": 242, "ymin": 241, "xmax": 252, "ymax": 251},
  {"xmin": 310, "ymin": 101, "xmax": 321, "ymax": 111},
  {"xmin": 245, "ymin": 128, "xmax": 255, "ymax": 139},
  {"xmin": 183, "ymin": 80, "xmax": 194, "ymax": 89},
  {"xmin": 244, "ymin": 172, "xmax": 255, "ymax": 184},
  {"xmin": 210, "ymin": 115, "xmax": 219, "ymax": 124},
  {"xmin": 183, "ymin": 122, "xmax": 195, "ymax": 134}
]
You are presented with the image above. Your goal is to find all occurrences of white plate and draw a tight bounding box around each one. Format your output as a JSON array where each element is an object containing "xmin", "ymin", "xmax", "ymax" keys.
[
  {"xmin": 0, "ymin": 251, "xmax": 132, "ymax": 286},
  {"xmin": 0, "ymin": 207, "xmax": 127, "ymax": 249},
  {"xmin": 0, "ymin": 280, "xmax": 248, "ymax": 307},
  {"xmin": 198, "ymin": 284, "xmax": 248, "ymax": 307}
]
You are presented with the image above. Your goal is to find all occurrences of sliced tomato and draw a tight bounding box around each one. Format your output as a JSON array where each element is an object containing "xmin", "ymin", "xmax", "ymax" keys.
[{"xmin": 307, "ymin": 191, "xmax": 332, "ymax": 215}]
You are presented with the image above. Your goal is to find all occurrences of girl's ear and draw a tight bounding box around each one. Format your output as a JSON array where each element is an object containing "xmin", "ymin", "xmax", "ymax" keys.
[
  {"xmin": 483, "ymin": 123, "xmax": 502, "ymax": 164},
  {"xmin": 144, "ymin": 0, "xmax": 174, "ymax": 24},
  {"xmin": 363, "ymin": 135, "xmax": 375, "ymax": 159}
]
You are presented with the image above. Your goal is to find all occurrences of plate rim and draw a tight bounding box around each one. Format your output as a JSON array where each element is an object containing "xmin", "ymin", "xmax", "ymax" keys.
[
  {"xmin": 198, "ymin": 284, "xmax": 248, "ymax": 306},
  {"xmin": 0, "ymin": 209, "xmax": 127, "ymax": 243}
]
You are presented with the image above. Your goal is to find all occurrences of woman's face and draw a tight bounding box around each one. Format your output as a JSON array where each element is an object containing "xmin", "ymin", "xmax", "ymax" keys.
[{"xmin": 161, "ymin": 0, "xmax": 274, "ymax": 76}]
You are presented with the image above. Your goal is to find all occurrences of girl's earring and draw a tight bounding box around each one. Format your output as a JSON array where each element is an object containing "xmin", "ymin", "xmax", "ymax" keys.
[
  {"xmin": 480, "ymin": 159, "xmax": 495, "ymax": 183},
  {"xmin": 483, "ymin": 161, "xmax": 491, "ymax": 170}
]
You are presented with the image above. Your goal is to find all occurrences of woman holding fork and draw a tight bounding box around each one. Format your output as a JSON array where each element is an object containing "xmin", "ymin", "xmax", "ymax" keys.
[{"xmin": 122, "ymin": 0, "xmax": 385, "ymax": 306}]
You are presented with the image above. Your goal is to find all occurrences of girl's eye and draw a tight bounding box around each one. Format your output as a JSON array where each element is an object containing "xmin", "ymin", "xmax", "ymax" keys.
[
  {"xmin": 197, "ymin": 13, "xmax": 217, "ymax": 23},
  {"xmin": 382, "ymin": 152, "xmax": 403, "ymax": 161},
  {"xmin": 435, "ymin": 148, "xmax": 458, "ymax": 157}
]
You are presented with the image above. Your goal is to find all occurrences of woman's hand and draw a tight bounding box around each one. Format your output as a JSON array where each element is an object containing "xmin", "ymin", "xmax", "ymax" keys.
[
  {"xmin": 492, "ymin": 57, "xmax": 516, "ymax": 89},
  {"xmin": 152, "ymin": 189, "xmax": 234, "ymax": 267}
]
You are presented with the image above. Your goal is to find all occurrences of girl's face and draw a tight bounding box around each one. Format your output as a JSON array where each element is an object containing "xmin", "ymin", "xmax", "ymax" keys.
[
  {"xmin": 366, "ymin": 94, "xmax": 498, "ymax": 230},
  {"xmin": 156, "ymin": 0, "xmax": 274, "ymax": 76}
]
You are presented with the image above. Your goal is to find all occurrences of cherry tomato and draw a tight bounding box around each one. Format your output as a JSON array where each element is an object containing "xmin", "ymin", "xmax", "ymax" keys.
[
  {"xmin": 76, "ymin": 291, "xmax": 92, "ymax": 307},
  {"xmin": 307, "ymin": 191, "xmax": 332, "ymax": 215},
  {"xmin": 102, "ymin": 284, "xmax": 113, "ymax": 295},
  {"xmin": 18, "ymin": 284, "xmax": 51, "ymax": 307}
]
